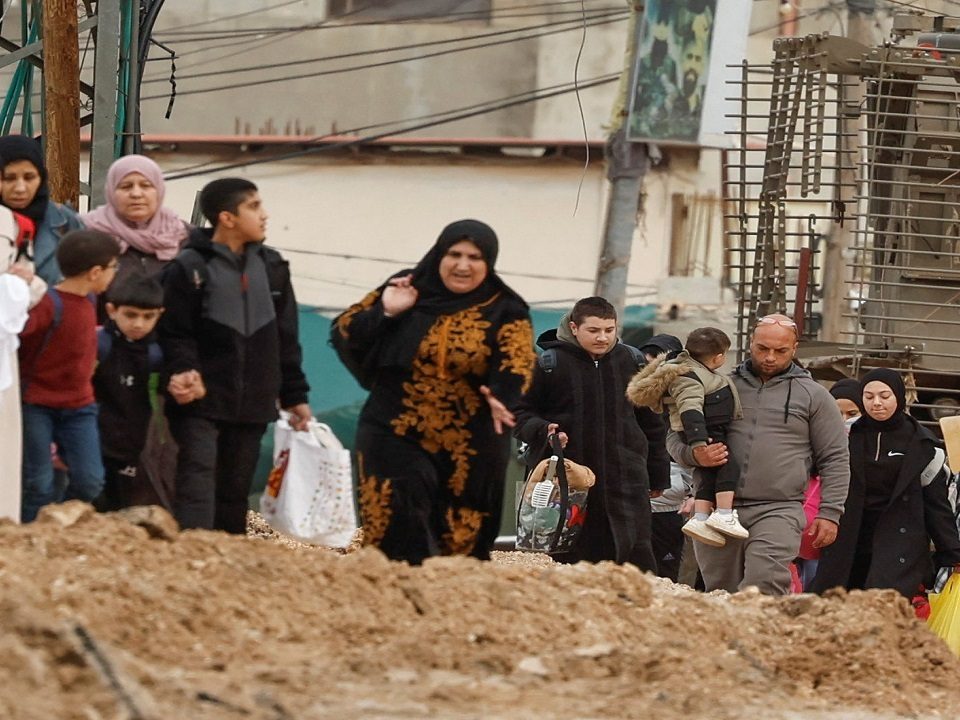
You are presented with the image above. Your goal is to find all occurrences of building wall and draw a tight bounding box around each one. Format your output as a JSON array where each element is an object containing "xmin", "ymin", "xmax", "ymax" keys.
[{"xmin": 145, "ymin": 144, "xmax": 705, "ymax": 312}]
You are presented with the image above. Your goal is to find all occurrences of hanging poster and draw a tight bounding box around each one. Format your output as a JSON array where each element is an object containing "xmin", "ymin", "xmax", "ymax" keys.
[{"xmin": 627, "ymin": 0, "xmax": 751, "ymax": 147}]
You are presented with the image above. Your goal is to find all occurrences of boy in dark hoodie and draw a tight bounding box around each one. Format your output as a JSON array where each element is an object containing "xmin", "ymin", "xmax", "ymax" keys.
[
  {"xmin": 628, "ymin": 327, "xmax": 746, "ymax": 546},
  {"xmin": 514, "ymin": 296, "xmax": 669, "ymax": 568},
  {"xmin": 94, "ymin": 272, "xmax": 165, "ymax": 510},
  {"xmin": 159, "ymin": 178, "xmax": 311, "ymax": 534}
]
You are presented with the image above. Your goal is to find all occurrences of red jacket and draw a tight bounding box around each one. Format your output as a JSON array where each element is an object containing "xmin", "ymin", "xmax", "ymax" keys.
[{"xmin": 18, "ymin": 289, "xmax": 96, "ymax": 408}]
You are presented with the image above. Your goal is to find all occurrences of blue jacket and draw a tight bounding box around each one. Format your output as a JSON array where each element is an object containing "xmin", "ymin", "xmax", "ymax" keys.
[{"xmin": 33, "ymin": 202, "xmax": 83, "ymax": 285}]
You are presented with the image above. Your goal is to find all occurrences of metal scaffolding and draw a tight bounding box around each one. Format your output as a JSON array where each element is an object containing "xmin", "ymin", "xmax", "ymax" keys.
[{"xmin": 726, "ymin": 15, "xmax": 960, "ymax": 424}]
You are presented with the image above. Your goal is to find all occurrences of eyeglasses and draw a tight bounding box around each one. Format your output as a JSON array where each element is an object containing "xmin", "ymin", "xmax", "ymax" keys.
[
  {"xmin": 756, "ymin": 316, "xmax": 799, "ymax": 335},
  {"xmin": 756, "ymin": 316, "xmax": 797, "ymax": 328}
]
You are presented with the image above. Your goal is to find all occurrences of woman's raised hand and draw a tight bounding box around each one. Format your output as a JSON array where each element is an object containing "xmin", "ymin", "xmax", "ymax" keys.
[{"xmin": 382, "ymin": 274, "xmax": 418, "ymax": 317}]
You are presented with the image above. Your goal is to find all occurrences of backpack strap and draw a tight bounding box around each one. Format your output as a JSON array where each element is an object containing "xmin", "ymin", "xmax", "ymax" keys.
[
  {"xmin": 621, "ymin": 342, "xmax": 644, "ymax": 369},
  {"xmin": 171, "ymin": 245, "xmax": 284, "ymax": 298},
  {"xmin": 96, "ymin": 326, "xmax": 112, "ymax": 363},
  {"xmin": 97, "ymin": 326, "xmax": 163, "ymax": 372},
  {"xmin": 147, "ymin": 341, "xmax": 163, "ymax": 372},
  {"xmin": 21, "ymin": 288, "xmax": 65, "ymax": 394},
  {"xmin": 170, "ymin": 247, "xmax": 208, "ymax": 291},
  {"xmin": 541, "ymin": 342, "xmax": 642, "ymax": 373}
]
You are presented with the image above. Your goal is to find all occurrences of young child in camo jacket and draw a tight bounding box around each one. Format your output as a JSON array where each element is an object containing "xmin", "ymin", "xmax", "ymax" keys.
[{"xmin": 627, "ymin": 327, "xmax": 747, "ymax": 547}]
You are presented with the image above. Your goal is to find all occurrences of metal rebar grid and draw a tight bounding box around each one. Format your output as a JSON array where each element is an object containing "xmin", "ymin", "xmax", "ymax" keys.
[
  {"xmin": 844, "ymin": 45, "xmax": 960, "ymax": 419},
  {"xmin": 724, "ymin": 46, "xmax": 855, "ymax": 361}
]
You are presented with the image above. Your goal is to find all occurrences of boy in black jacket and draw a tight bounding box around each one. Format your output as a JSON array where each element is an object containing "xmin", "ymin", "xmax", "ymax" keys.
[
  {"xmin": 159, "ymin": 178, "xmax": 311, "ymax": 534},
  {"xmin": 514, "ymin": 296, "xmax": 669, "ymax": 568},
  {"xmin": 94, "ymin": 272, "xmax": 165, "ymax": 511}
]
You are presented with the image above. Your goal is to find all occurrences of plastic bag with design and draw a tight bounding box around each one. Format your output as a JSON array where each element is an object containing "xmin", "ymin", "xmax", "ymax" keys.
[
  {"xmin": 516, "ymin": 433, "xmax": 595, "ymax": 554},
  {"xmin": 260, "ymin": 413, "xmax": 357, "ymax": 547}
]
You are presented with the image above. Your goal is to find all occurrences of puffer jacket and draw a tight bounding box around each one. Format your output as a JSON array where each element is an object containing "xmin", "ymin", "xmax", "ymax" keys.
[
  {"xmin": 667, "ymin": 359, "xmax": 850, "ymax": 523},
  {"xmin": 627, "ymin": 350, "xmax": 742, "ymax": 445}
]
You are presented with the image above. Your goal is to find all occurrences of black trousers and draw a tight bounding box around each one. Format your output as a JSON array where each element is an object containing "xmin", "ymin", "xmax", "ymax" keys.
[
  {"xmin": 96, "ymin": 457, "xmax": 143, "ymax": 512},
  {"xmin": 689, "ymin": 424, "xmax": 741, "ymax": 501},
  {"xmin": 651, "ymin": 510, "xmax": 684, "ymax": 582},
  {"xmin": 168, "ymin": 414, "xmax": 267, "ymax": 534}
]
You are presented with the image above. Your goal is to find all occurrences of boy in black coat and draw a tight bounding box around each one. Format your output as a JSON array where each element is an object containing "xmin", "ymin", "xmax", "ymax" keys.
[
  {"xmin": 514, "ymin": 296, "xmax": 669, "ymax": 568},
  {"xmin": 94, "ymin": 273, "xmax": 165, "ymax": 511},
  {"xmin": 159, "ymin": 178, "xmax": 311, "ymax": 534}
]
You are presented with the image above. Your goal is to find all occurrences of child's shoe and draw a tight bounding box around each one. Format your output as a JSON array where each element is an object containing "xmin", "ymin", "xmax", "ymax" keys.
[
  {"xmin": 706, "ymin": 510, "xmax": 749, "ymax": 539},
  {"xmin": 681, "ymin": 517, "xmax": 726, "ymax": 547}
]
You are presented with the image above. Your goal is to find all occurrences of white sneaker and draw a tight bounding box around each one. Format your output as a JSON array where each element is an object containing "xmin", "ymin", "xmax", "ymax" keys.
[
  {"xmin": 706, "ymin": 510, "xmax": 749, "ymax": 540},
  {"xmin": 682, "ymin": 517, "xmax": 726, "ymax": 547}
]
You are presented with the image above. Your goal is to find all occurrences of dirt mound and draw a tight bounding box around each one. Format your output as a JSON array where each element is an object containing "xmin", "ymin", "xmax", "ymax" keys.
[{"xmin": 0, "ymin": 502, "xmax": 956, "ymax": 719}]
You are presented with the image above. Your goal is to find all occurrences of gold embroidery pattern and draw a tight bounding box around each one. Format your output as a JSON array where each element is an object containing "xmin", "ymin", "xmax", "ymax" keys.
[
  {"xmin": 335, "ymin": 290, "xmax": 380, "ymax": 340},
  {"xmin": 356, "ymin": 453, "xmax": 392, "ymax": 547},
  {"xmin": 443, "ymin": 506, "xmax": 485, "ymax": 555},
  {"xmin": 497, "ymin": 318, "xmax": 536, "ymax": 394},
  {"xmin": 391, "ymin": 306, "xmax": 492, "ymax": 496}
]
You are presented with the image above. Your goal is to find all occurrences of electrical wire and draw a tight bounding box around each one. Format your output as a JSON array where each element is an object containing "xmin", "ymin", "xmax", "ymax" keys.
[
  {"xmin": 160, "ymin": 71, "xmax": 611, "ymax": 175},
  {"xmin": 142, "ymin": 11, "xmax": 626, "ymax": 101},
  {"xmin": 162, "ymin": 72, "xmax": 618, "ymax": 181},
  {"xmin": 155, "ymin": 0, "xmax": 621, "ymax": 38},
  {"xmin": 572, "ymin": 0, "xmax": 590, "ymax": 217},
  {"xmin": 143, "ymin": 8, "xmax": 624, "ymax": 84},
  {"xmin": 152, "ymin": 0, "xmax": 855, "ymax": 181},
  {"xmin": 277, "ymin": 246, "xmax": 653, "ymax": 286},
  {"xmin": 158, "ymin": 0, "xmax": 306, "ymax": 33},
  {"xmin": 146, "ymin": 4, "xmax": 622, "ymax": 68},
  {"xmin": 146, "ymin": 6, "xmax": 621, "ymax": 78},
  {"xmin": 146, "ymin": 0, "xmax": 846, "ymax": 100}
]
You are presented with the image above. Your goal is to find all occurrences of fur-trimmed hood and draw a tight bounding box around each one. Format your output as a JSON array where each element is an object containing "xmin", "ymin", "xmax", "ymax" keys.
[{"xmin": 626, "ymin": 353, "xmax": 700, "ymax": 412}]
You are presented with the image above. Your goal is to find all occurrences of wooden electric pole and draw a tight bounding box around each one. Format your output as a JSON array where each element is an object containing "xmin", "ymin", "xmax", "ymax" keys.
[
  {"xmin": 595, "ymin": 2, "xmax": 646, "ymax": 317},
  {"xmin": 41, "ymin": 0, "xmax": 81, "ymax": 207}
]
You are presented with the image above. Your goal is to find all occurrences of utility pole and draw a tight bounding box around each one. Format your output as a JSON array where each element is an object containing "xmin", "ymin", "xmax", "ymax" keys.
[
  {"xmin": 41, "ymin": 0, "xmax": 81, "ymax": 207},
  {"xmin": 820, "ymin": 0, "xmax": 876, "ymax": 342},
  {"xmin": 595, "ymin": 1, "xmax": 646, "ymax": 316},
  {"xmin": 90, "ymin": 0, "xmax": 123, "ymax": 207}
]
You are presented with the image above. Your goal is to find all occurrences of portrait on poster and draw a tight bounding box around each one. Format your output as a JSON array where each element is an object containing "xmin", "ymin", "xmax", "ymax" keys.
[{"xmin": 627, "ymin": 0, "xmax": 718, "ymax": 145}]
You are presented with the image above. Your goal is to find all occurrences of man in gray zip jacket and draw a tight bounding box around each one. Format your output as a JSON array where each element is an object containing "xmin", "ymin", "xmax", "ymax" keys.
[{"xmin": 667, "ymin": 314, "xmax": 850, "ymax": 595}]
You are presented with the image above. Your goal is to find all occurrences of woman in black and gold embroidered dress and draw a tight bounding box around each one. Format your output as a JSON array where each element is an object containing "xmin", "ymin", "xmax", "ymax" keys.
[{"xmin": 332, "ymin": 220, "xmax": 535, "ymax": 563}]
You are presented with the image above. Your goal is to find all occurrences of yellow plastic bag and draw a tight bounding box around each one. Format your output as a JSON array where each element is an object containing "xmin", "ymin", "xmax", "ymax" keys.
[{"xmin": 927, "ymin": 573, "xmax": 960, "ymax": 656}]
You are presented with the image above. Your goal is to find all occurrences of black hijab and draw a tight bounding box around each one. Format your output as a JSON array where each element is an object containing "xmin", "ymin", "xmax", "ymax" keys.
[
  {"xmin": 0, "ymin": 135, "xmax": 48, "ymax": 225},
  {"xmin": 406, "ymin": 219, "xmax": 502, "ymax": 315},
  {"xmin": 829, "ymin": 378, "xmax": 865, "ymax": 413},
  {"xmin": 638, "ymin": 333, "xmax": 683, "ymax": 360},
  {"xmin": 856, "ymin": 368, "xmax": 907, "ymax": 432},
  {"xmin": 376, "ymin": 219, "xmax": 526, "ymax": 368}
]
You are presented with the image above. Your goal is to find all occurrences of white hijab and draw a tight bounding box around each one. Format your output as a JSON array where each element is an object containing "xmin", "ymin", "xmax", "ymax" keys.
[{"xmin": 0, "ymin": 208, "xmax": 34, "ymax": 391}]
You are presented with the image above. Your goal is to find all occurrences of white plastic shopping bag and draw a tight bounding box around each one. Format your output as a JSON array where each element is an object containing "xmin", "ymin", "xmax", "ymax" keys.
[{"xmin": 260, "ymin": 412, "xmax": 357, "ymax": 547}]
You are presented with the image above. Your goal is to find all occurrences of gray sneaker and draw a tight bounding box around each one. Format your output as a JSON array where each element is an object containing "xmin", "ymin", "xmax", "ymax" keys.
[
  {"xmin": 682, "ymin": 517, "xmax": 726, "ymax": 547},
  {"xmin": 706, "ymin": 510, "xmax": 750, "ymax": 539}
]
